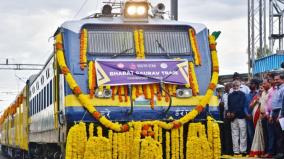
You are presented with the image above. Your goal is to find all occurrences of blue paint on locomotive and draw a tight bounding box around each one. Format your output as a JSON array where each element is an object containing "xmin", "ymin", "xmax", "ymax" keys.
[
  {"xmin": 65, "ymin": 106, "xmax": 219, "ymax": 123},
  {"xmin": 60, "ymin": 19, "xmax": 220, "ymax": 123}
]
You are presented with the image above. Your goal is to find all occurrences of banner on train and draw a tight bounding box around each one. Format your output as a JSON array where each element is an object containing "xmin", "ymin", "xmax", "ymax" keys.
[{"xmin": 95, "ymin": 59, "xmax": 189, "ymax": 86}]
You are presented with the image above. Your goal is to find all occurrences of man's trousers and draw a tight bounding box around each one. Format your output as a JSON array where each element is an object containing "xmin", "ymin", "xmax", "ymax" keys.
[{"xmin": 231, "ymin": 118, "xmax": 247, "ymax": 154}]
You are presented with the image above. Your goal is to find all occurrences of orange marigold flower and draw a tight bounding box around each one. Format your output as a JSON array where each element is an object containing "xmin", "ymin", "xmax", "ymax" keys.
[
  {"xmin": 148, "ymin": 131, "xmax": 155, "ymax": 137},
  {"xmin": 93, "ymin": 111, "xmax": 102, "ymax": 120},
  {"xmin": 142, "ymin": 124, "xmax": 150, "ymax": 131},
  {"xmin": 213, "ymin": 66, "xmax": 219, "ymax": 73},
  {"xmin": 55, "ymin": 43, "xmax": 63, "ymax": 50},
  {"xmin": 210, "ymin": 44, "xmax": 216, "ymax": 51},
  {"xmin": 208, "ymin": 83, "xmax": 216, "ymax": 90},
  {"xmin": 61, "ymin": 66, "xmax": 70, "ymax": 75},
  {"xmin": 172, "ymin": 121, "xmax": 182, "ymax": 129},
  {"xmin": 195, "ymin": 105, "xmax": 204, "ymax": 113},
  {"xmin": 141, "ymin": 130, "xmax": 148, "ymax": 137},
  {"xmin": 73, "ymin": 86, "xmax": 82, "ymax": 95},
  {"xmin": 121, "ymin": 124, "xmax": 129, "ymax": 132}
]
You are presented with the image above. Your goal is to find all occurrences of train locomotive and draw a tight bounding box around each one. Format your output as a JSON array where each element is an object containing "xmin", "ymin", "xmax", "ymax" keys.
[{"xmin": 0, "ymin": 1, "xmax": 221, "ymax": 158}]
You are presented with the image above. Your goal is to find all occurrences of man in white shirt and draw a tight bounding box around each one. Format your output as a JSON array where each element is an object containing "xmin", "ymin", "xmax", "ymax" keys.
[{"xmin": 230, "ymin": 72, "xmax": 250, "ymax": 94}]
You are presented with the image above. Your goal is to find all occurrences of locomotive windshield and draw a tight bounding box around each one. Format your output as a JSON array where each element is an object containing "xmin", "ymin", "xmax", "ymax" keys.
[
  {"xmin": 144, "ymin": 29, "xmax": 191, "ymax": 55},
  {"xmin": 88, "ymin": 30, "xmax": 135, "ymax": 55},
  {"xmin": 86, "ymin": 25, "xmax": 192, "ymax": 56}
]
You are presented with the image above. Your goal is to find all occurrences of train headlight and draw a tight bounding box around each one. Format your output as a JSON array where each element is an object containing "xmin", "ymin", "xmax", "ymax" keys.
[
  {"xmin": 127, "ymin": 6, "xmax": 137, "ymax": 15},
  {"xmin": 137, "ymin": 6, "xmax": 146, "ymax": 15},
  {"xmin": 95, "ymin": 89, "xmax": 112, "ymax": 98},
  {"xmin": 124, "ymin": 1, "xmax": 149, "ymax": 21},
  {"xmin": 176, "ymin": 89, "xmax": 192, "ymax": 98}
]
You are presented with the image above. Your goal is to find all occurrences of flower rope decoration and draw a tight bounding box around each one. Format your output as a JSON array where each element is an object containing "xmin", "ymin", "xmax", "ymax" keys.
[
  {"xmin": 88, "ymin": 61, "xmax": 96, "ymax": 98},
  {"xmin": 188, "ymin": 62, "xmax": 199, "ymax": 96},
  {"xmin": 80, "ymin": 29, "xmax": 88, "ymax": 70},
  {"xmin": 189, "ymin": 28, "xmax": 202, "ymax": 66},
  {"xmin": 55, "ymin": 32, "xmax": 219, "ymax": 132}
]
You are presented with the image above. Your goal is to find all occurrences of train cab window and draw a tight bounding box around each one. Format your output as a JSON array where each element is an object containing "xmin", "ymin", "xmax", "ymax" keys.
[
  {"xmin": 87, "ymin": 29, "xmax": 134, "ymax": 55},
  {"xmin": 143, "ymin": 27, "xmax": 191, "ymax": 55}
]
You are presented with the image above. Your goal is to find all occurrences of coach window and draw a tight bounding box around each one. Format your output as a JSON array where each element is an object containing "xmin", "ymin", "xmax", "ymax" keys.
[
  {"xmin": 40, "ymin": 91, "xmax": 42, "ymax": 111},
  {"xmin": 49, "ymin": 80, "xmax": 53, "ymax": 104},
  {"xmin": 44, "ymin": 86, "xmax": 46, "ymax": 109},
  {"xmin": 37, "ymin": 94, "xmax": 39, "ymax": 113},
  {"xmin": 30, "ymin": 100, "xmax": 32, "ymax": 115},
  {"xmin": 47, "ymin": 82, "xmax": 50, "ymax": 106},
  {"xmin": 33, "ymin": 97, "xmax": 35, "ymax": 115},
  {"xmin": 34, "ymin": 95, "xmax": 36, "ymax": 114},
  {"xmin": 31, "ymin": 98, "xmax": 35, "ymax": 115},
  {"xmin": 30, "ymin": 100, "xmax": 32, "ymax": 116},
  {"xmin": 33, "ymin": 98, "xmax": 35, "ymax": 115},
  {"xmin": 42, "ymin": 90, "xmax": 44, "ymax": 111}
]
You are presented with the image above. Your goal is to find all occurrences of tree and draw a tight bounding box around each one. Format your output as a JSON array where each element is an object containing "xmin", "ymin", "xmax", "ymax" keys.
[{"xmin": 256, "ymin": 45, "xmax": 271, "ymax": 59}]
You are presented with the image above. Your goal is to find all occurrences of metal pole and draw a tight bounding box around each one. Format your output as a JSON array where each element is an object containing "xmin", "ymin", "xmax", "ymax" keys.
[
  {"xmin": 248, "ymin": 0, "xmax": 252, "ymax": 78},
  {"xmin": 264, "ymin": 0, "xmax": 267, "ymax": 53},
  {"xmin": 171, "ymin": 0, "xmax": 178, "ymax": 20},
  {"xmin": 252, "ymin": 0, "xmax": 255, "ymax": 77},
  {"xmin": 260, "ymin": 0, "xmax": 263, "ymax": 57},
  {"xmin": 269, "ymin": 0, "xmax": 273, "ymax": 52},
  {"xmin": 280, "ymin": 11, "xmax": 283, "ymax": 50}
]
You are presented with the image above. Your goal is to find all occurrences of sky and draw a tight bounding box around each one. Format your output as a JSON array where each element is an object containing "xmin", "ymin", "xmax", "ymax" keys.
[{"xmin": 0, "ymin": 0, "xmax": 248, "ymax": 111}]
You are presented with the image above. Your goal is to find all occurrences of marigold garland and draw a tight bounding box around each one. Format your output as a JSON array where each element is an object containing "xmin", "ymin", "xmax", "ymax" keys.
[
  {"xmin": 189, "ymin": 28, "xmax": 202, "ymax": 65},
  {"xmin": 65, "ymin": 122, "xmax": 87, "ymax": 159},
  {"xmin": 189, "ymin": 62, "xmax": 199, "ymax": 95},
  {"xmin": 88, "ymin": 61, "xmax": 95, "ymax": 98},
  {"xmin": 57, "ymin": 32, "xmax": 221, "ymax": 159},
  {"xmin": 166, "ymin": 131, "xmax": 170, "ymax": 159},
  {"xmin": 80, "ymin": 29, "xmax": 88, "ymax": 70}
]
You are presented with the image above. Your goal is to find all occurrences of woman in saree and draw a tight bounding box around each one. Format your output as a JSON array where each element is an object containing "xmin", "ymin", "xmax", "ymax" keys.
[{"xmin": 249, "ymin": 84, "xmax": 266, "ymax": 157}]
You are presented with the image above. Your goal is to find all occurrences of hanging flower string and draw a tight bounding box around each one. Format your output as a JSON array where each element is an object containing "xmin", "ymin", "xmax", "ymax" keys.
[
  {"xmin": 189, "ymin": 28, "xmax": 202, "ymax": 65},
  {"xmin": 88, "ymin": 61, "xmax": 96, "ymax": 98},
  {"xmin": 80, "ymin": 29, "xmax": 88, "ymax": 70},
  {"xmin": 189, "ymin": 62, "xmax": 200, "ymax": 96}
]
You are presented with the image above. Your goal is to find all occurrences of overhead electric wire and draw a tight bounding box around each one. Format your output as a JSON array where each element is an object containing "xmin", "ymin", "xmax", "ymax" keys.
[{"xmin": 73, "ymin": 0, "xmax": 90, "ymax": 19}]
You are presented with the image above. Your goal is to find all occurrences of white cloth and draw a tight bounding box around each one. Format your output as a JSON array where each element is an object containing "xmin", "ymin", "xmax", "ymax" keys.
[
  {"xmin": 250, "ymin": 119, "xmax": 265, "ymax": 155},
  {"xmin": 223, "ymin": 93, "xmax": 229, "ymax": 111},
  {"xmin": 230, "ymin": 84, "xmax": 250, "ymax": 94},
  {"xmin": 259, "ymin": 91, "xmax": 269, "ymax": 114},
  {"xmin": 231, "ymin": 118, "xmax": 247, "ymax": 153}
]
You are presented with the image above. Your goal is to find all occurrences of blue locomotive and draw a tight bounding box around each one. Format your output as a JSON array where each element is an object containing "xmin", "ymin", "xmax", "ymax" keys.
[{"xmin": 0, "ymin": 1, "xmax": 220, "ymax": 158}]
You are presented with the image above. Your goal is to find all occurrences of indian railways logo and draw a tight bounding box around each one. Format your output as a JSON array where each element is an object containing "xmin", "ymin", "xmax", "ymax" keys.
[{"xmin": 160, "ymin": 63, "xmax": 168, "ymax": 69}]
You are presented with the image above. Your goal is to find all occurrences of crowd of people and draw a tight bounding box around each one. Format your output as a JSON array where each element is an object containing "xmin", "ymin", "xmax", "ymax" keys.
[{"xmin": 217, "ymin": 72, "xmax": 284, "ymax": 158}]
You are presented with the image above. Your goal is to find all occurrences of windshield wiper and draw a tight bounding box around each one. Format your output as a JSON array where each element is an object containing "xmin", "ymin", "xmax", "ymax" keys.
[
  {"xmin": 111, "ymin": 47, "xmax": 133, "ymax": 58},
  {"xmin": 155, "ymin": 39, "xmax": 170, "ymax": 58}
]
